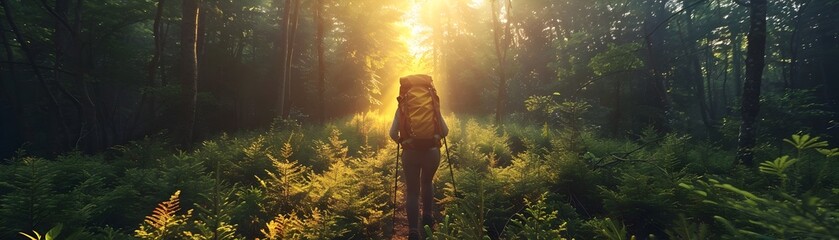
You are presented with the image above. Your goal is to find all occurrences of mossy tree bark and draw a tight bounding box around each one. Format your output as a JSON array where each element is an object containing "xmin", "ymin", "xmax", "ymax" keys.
[{"xmin": 736, "ymin": 0, "xmax": 767, "ymax": 167}]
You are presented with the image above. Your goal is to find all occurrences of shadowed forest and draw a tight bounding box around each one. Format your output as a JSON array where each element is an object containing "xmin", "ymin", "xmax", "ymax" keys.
[{"xmin": 1, "ymin": 0, "xmax": 838, "ymax": 239}]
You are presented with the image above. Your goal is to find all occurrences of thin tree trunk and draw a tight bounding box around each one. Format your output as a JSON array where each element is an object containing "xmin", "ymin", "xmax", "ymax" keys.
[
  {"xmin": 683, "ymin": 1, "xmax": 713, "ymax": 133},
  {"xmin": 787, "ymin": 0, "xmax": 811, "ymax": 89},
  {"xmin": 491, "ymin": 0, "xmax": 511, "ymax": 125},
  {"xmin": 315, "ymin": 0, "xmax": 326, "ymax": 123},
  {"xmin": 732, "ymin": 33, "xmax": 742, "ymax": 99},
  {"xmin": 179, "ymin": 0, "xmax": 200, "ymax": 146},
  {"xmin": 643, "ymin": 0, "xmax": 672, "ymax": 133},
  {"xmin": 161, "ymin": 22, "xmax": 171, "ymax": 86},
  {"xmin": 197, "ymin": 4, "xmax": 207, "ymax": 71},
  {"xmin": 611, "ymin": 79, "xmax": 622, "ymax": 136},
  {"xmin": 736, "ymin": 0, "xmax": 767, "ymax": 167},
  {"xmin": 706, "ymin": 45, "xmax": 717, "ymax": 120},
  {"xmin": 74, "ymin": 0, "xmax": 103, "ymax": 151},
  {"xmin": 280, "ymin": 0, "xmax": 301, "ymax": 119},
  {"xmin": 131, "ymin": 0, "xmax": 166, "ymax": 137},
  {"xmin": 276, "ymin": 0, "xmax": 292, "ymax": 118},
  {"xmin": 721, "ymin": 46, "xmax": 730, "ymax": 114}
]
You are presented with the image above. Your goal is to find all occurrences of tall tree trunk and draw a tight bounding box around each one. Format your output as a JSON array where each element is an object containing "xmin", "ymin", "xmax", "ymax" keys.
[
  {"xmin": 706, "ymin": 44, "xmax": 717, "ymax": 120},
  {"xmin": 179, "ymin": 0, "xmax": 200, "ymax": 146},
  {"xmin": 731, "ymin": 32, "xmax": 742, "ymax": 99},
  {"xmin": 197, "ymin": 4, "xmax": 207, "ymax": 71},
  {"xmin": 161, "ymin": 22, "xmax": 171, "ymax": 86},
  {"xmin": 314, "ymin": 0, "xmax": 326, "ymax": 123},
  {"xmin": 131, "ymin": 0, "xmax": 165, "ymax": 138},
  {"xmin": 150, "ymin": 0, "xmax": 166, "ymax": 87},
  {"xmin": 643, "ymin": 0, "xmax": 672, "ymax": 133},
  {"xmin": 721, "ymin": 46, "xmax": 730, "ymax": 114},
  {"xmin": 491, "ymin": 0, "xmax": 511, "ymax": 125},
  {"xmin": 611, "ymin": 79, "xmax": 622, "ymax": 136},
  {"xmin": 735, "ymin": 0, "xmax": 767, "ymax": 167},
  {"xmin": 787, "ymin": 0, "xmax": 810, "ymax": 89},
  {"xmin": 281, "ymin": 0, "xmax": 301, "ymax": 119},
  {"xmin": 275, "ymin": 0, "xmax": 291, "ymax": 117},
  {"xmin": 683, "ymin": 0, "xmax": 713, "ymax": 134}
]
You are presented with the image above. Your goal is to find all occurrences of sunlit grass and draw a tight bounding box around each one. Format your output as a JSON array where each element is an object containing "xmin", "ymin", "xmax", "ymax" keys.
[{"xmin": 349, "ymin": 110, "xmax": 393, "ymax": 140}]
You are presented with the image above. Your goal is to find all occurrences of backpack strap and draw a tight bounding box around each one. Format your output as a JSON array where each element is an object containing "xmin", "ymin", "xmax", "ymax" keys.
[
  {"xmin": 396, "ymin": 95, "xmax": 411, "ymax": 144},
  {"xmin": 430, "ymin": 86, "xmax": 443, "ymax": 139}
]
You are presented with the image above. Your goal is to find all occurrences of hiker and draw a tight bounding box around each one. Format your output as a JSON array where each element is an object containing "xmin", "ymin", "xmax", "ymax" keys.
[{"xmin": 389, "ymin": 74, "xmax": 449, "ymax": 240}]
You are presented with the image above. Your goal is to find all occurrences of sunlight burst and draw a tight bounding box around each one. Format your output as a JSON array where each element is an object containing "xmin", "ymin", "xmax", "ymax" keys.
[{"xmin": 378, "ymin": 1, "xmax": 435, "ymax": 120}]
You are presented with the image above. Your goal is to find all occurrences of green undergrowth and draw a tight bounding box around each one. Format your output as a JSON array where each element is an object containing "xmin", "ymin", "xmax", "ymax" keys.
[{"xmin": 0, "ymin": 113, "xmax": 836, "ymax": 239}]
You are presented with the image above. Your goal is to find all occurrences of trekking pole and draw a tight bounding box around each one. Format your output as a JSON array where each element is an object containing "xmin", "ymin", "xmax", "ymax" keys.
[
  {"xmin": 391, "ymin": 142, "xmax": 400, "ymax": 235},
  {"xmin": 443, "ymin": 137, "xmax": 457, "ymax": 196}
]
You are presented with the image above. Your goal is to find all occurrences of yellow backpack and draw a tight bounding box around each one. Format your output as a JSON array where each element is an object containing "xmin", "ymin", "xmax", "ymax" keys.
[{"xmin": 397, "ymin": 74, "xmax": 442, "ymax": 149}]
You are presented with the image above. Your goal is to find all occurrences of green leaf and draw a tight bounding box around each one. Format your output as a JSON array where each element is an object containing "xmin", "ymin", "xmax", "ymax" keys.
[
  {"xmin": 19, "ymin": 231, "xmax": 40, "ymax": 240},
  {"xmin": 758, "ymin": 156, "xmax": 798, "ymax": 177},
  {"xmin": 784, "ymin": 133, "xmax": 828, "ymax": 150},
  {"xmin": 816, "ymin": 148, "xmax": 839, "ymax": 158},
  {"xmin": 713, "ymin": 216, "xmax": 738, "ymax": 235},
  {"xmin": 44, "ymin": 224, "xmax": 62, "ymax": 240}
]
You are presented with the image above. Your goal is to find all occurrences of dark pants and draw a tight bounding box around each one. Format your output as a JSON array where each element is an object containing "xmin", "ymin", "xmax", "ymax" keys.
[{"xmin": 401, "ymin": 147, "xmax": 440, "ymax": 237}]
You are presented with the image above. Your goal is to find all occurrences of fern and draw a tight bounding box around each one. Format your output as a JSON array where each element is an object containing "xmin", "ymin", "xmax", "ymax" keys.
[
  {"xmin": 135, "ymin": 190, "xmax": 192, "ymax": 239},
  {"xmin": 260, "ymin": 216, "xmax": 285, "ymax": 240},
  {"xmin": 505, "ymin": 192, "xmax": 568, "ymax": 240},
  {"xmin": 306, "ymin": 156, "xmax": 390, "ymax": 238},
  {"xmin": 426, "ymin": 215, "xmax": 457, "ymax": 239},
  {"xmin": 664, "ymin": 215, "xmax": 708, "ymax": 240},
  {"xmin": 261, "ymin": 208, "xmax": 348, "ymax": 240},
  {"xmin": 778, "ymin": 133, "xmax": 837, "ymax": 193},
  {"xmin": 783, "ymin": 133, "xmax": 828, "ymax": 151},
  {"xmin": 758, "ymin": 155, "xmax": 798, "ymax": 189},
  {"xmin": 439, "ymin": 171, "xmax": 506, "ymax": 240},
  {"xmin": 816, "ymin": 148, "xmax": 839, "ymax": 158},
  {"xmin": 258, "ymin": 150, "xmax": 310, "ymax": 213},
  {"xmin": 585, "ymin": 218, "xmax": 633, "ymax": 240},
  {"xmin": 185, "ymin": 186, "xmax": 241, "ymax": 240},
  {"xmin": 0, "ymin": 157, "xmax": 58, "ymax": 238},
  {"xmin": 681, "ymin": 178, "xmax": 839, "ymax": 238},
  {"xmin": 243, "ymin": 135, "xmax": 268, "ymax": 160},
  {"xmin": 144, "ymin": 190, "xmax": 182, "ymax": 230}
]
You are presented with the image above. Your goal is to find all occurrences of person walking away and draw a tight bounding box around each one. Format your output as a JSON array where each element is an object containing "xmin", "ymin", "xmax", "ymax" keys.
[{"xmin": 390, "ymin": 74, "xmax": 448, "ymax": 240}]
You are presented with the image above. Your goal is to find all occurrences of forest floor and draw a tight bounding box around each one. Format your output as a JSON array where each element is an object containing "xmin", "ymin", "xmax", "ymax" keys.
[
  {"xmin": 391, "ymin": 188, "xmax": 409, "ymax": 240},
  {"xmin": 389, "ymin": 189, "xmax": 436, "ymax": 239},
  {"xmin": 1, "ymin": 113, "xmax": 836, "ymax": 239}
]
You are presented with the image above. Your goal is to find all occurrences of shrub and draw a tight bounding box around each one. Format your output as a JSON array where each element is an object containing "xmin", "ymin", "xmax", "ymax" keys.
[{"xmin": 504, "ymin": 192, "xmax": 570, "ymax": 240}]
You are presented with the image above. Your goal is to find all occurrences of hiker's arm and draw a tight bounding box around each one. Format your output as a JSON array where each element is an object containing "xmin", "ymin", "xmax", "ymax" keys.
[
  {"xmin": 389, "ymin": 108, "xmax": 400, "ymax": 142},
  {"xmin": 438, "ymin": 109, "xmax": 449, "ymax": 137}
]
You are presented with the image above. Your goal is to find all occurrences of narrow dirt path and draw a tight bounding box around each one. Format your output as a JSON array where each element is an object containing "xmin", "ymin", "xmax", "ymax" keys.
[
  {"xmin": 391, "ymin": 183, "xmax": 434, "ymax": 239},
  {"xmin": 391, "ymin": 191, "xmax": 409, "ymax": 240}
]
